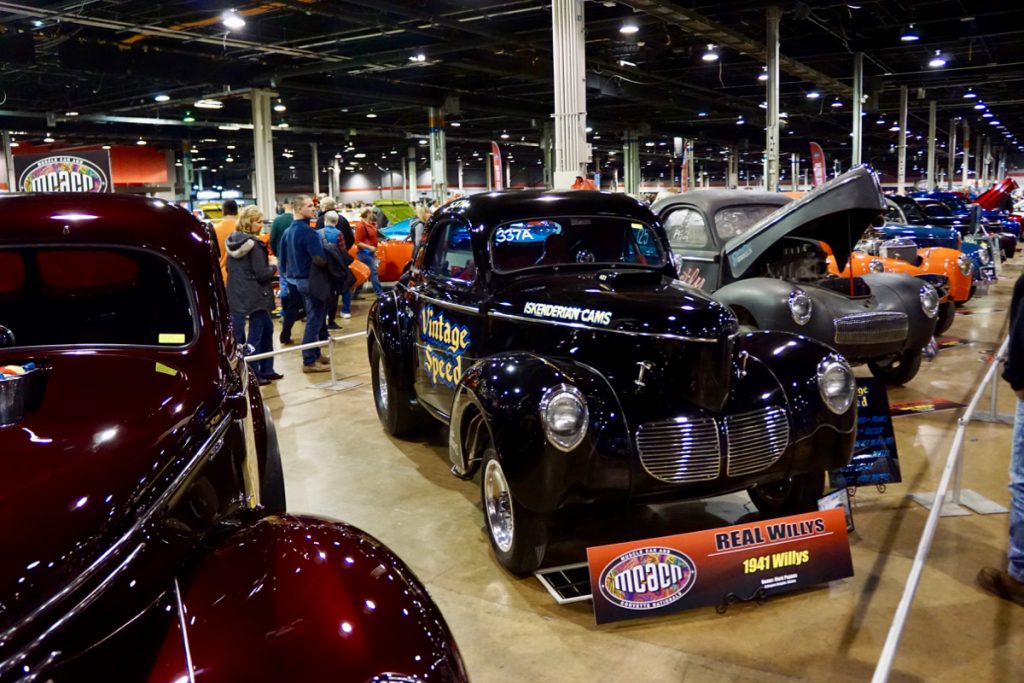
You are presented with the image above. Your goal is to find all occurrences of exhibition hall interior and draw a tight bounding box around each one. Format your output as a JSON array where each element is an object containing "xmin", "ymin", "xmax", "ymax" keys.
[{"xmin": 2, "ymin": 1, "xmax": 1024, "ymax": 681}]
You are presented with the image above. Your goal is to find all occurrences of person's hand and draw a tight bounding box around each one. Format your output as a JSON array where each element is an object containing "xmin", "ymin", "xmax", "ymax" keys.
[
  {"xmin": 1014, "ymin": 388, "xmax": 1024, "ymax": 401},
  {"xmin": 679, "ymin": 266, "xmax": 706, "ymax": 290},
  {"xmin": 268, "ymin": 255, "xmax": 278, "ymax": 267}
]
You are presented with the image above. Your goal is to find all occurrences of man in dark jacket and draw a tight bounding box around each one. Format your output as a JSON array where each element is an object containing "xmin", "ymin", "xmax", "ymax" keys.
[
  {"xmin": 979, "ymin": 273, "xmax": 1024, "ymax": 605},
  {"xmin": 279, "ymin": 195, "xmax": 330, "ymax": 373}
]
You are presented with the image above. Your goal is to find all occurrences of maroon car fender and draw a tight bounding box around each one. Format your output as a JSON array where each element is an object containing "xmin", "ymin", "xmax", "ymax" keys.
[{"xmin": 148, "ymin": 515, "xmax": 467, "ymax": 683}]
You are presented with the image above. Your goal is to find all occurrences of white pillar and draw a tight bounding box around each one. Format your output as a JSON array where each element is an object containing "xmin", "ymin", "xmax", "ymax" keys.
[
  {"xmin": 962, "ymin": 120, "xmax": 970, "ymax": 188},
  {"xmin": 623, "ymin": 131, "xmax": 639, "ymax": 195},
  {"xmin": 330, "ymin": 158, "xmax": 340, "ymax": 198},
  {"xmin": 791, "ymin": 153, "xmax": 799, "ymax": 191},
  {"xmin": 764, "ymin": 6, "xmax": 781, "ymax": 191},
  {"xmin": 428, "ymin": 107, "xmax": 447, "ymax": 202},
  {"xmin": 926, "ymin": 101, "xmax": 937, "ymax": 190},
  {"xmin": 897, "ymin": 85, "xmax": 908, "ymax": 194},
  {"xmin": 551, "ymin": 0, "xmax": 588, "ymax": 189},
  {"xmin": 727, "ymin": 146, "xmax": 739, "ymax": 189},
  {"xmin": 983, "ymin": 136, "xmax": 992, "ymax": 186},
  {"xmin": 407, "ymin": 147, "xmax": 417, "ymax": 202},
  {"xmin": 852, "ymin": 52, "xmax": 863, "ymax": 166},
  {"xmin": 250, "ymin": 89, "xmax": 277, "ymax": 218},
  {"xmin": 1, "ymin": 131, "xmax": 15, "ymax": 191},
  {"xmin": 458, "ymin": 159, "xmax": 464, "ymax": 193},
  {"xmin": 311, "ymin": 142, "xmax": 320, "ymax": 196},
  {"xmin": 975, "ymin": 133, "xmax": 984, "ymax": 188},
  {"xmin": 947, "ymin": 118, "xmax": 957, "ymax": 190}
]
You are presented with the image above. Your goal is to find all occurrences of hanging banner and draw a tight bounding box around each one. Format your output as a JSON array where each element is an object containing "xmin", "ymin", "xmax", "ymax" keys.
[
  {"xmin": 587, "ymin": 508, "xmax": 852, "ymax": 625},
  {"xmin": 809, "ymin": 142, "xmax": 826, "ymax": 188},
  {"xmin": 829, "ymin": 377, "xmax": 901, "ymax": 488},
  {"xmin": 491, "ymin": 141, "xmax": 504, "ymax": 191},
  {"xmin": 14, "ymin": 151, "xmax": 113, "ymax": 193}
]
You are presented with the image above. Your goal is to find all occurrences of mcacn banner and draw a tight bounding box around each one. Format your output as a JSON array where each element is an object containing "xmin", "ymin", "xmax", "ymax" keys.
[{"xmin": 14, "ymin": 150, "xmax": 113, "ymax": 193}]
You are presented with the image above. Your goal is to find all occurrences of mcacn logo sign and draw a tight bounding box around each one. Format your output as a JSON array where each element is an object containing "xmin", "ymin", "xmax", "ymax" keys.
[{"xmin": 598, "ymin": 546, "xmax": 697, "ymax": 610}]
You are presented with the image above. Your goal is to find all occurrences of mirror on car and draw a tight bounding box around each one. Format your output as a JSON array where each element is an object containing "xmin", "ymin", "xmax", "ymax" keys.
[{"xmin": 0, "ymin": 325, "xmax": 14, "ymax": 348}]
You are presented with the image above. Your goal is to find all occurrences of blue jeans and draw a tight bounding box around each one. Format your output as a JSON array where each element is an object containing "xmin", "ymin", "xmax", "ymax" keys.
[
  {"xmin": 341, "ymin": 287, "xmax": 352, "ymax": 314},
  {"xmin": 294, "ymin": 278, "xmax": 325, "ymax": 366},
  {"xmin": 1010, "ymin": 399, "xmax": 1024, "ymax": 581},
  {"xmin": 357, "ymin": 248, "xmax": 384, "ymax": 296},
  {"xmin": 232, "ymin": 311, "xmax": 276, "ymax": 378}
]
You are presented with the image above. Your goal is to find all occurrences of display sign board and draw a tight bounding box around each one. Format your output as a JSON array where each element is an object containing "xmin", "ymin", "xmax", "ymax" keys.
[
  {"xmin": 586, "ymin": 508, "xmax": 853, "ymax": 624},
  {"xmin": 809, "ymin": 142, "xmax": 826, "ymax": 187},
  {"xmin": 889, "ymin": 397, "xmax": 965, "ymax": 417},
  {"xmin": 14, "ymin": 151, "xmax": 113, "ymax": 193},
  {"xmin": 490, "ymin": 141, "xmax": 503, "ymax": 191},
  {"xmin": 829, "ymin": 377, "xmax": 901, "ymax": 488}
]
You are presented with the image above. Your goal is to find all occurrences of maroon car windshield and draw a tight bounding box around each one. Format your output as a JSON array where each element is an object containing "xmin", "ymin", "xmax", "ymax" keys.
[
  {"xmin": 490, "ymin": 216, "xmax": 665, "ymax": 273},
  {"xmin": 0, "ymin": 246, "xmax": 195, "ymax": 348}
]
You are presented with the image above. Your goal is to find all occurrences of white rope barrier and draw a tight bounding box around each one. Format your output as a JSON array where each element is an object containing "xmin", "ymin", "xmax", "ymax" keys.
[
  {"xmin": 244, "ymin": 331, "xmax": 367, "ymax": 385},
  {"xmin": 871, "ymin": 335, "xmax": 1011, "ymax": 683}
]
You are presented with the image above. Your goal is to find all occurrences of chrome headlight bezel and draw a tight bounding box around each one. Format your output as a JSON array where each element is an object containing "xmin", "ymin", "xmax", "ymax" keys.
[
  {"xmin": 539, "ymin": 384, "xmax": 589, "ymax": 452},
  {"xmin": 957, "ymin": 253, "xmax": 972, "ymax": 276},
  {"xmin": 788, "ymin": 288, "xmax": 812, "ymax": 326},
  {"xmin": 817, "ymin": 356, "xmax": 856, "ymax": 415},
  {"xmin": 979, "ymin": 248, "xmax": 991, "ymax": 265},
  {"xmin": 868, "ymin": 258, "xmax": 885, "ymax": 273},
  {"xmin": 919, "ymin": 284, "xmax": 939, "ymax": 319}
]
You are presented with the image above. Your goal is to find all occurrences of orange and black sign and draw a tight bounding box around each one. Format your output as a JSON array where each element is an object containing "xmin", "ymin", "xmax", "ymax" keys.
[
  {"xmin": 889, "ymin": 398, "xmax": 964, "ymax": 417},
  {"xmin": 586, "ymin": 508, "xmax": 853, "ymax": 624}
]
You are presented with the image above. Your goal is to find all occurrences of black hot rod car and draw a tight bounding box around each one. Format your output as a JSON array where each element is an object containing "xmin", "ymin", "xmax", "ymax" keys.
[
  {"xmin": 653, "ymin": 166, "xmax": 942, "ymax": 385},
  {"xmin": 368, "ymin": 191, "xmax": 857, "ymax": 574}
]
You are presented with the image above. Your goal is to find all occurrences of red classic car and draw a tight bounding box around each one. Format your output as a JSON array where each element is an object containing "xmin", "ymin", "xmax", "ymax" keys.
[{"xmin": 0, "ymin": 194, "xmax": 467, "ymax": 682}]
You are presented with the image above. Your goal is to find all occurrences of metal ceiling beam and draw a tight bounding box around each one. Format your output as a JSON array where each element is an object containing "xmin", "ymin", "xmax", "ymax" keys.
[{"xmin": 615, "ymin": 0, "xmax": 853, "ymax": 98}]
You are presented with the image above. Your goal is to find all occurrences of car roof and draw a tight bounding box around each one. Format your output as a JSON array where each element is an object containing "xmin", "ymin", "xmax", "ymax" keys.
[
  {"xmin": 652, "ymin": 189, "xmax": 791, "ymax": 216},
  {"xmin": 436, "ymin": 190, "xmax": 657, "ymax": 227},
  {"xmin": 0, "ymin": 193, "xmax": 211, "ymax": 266}
]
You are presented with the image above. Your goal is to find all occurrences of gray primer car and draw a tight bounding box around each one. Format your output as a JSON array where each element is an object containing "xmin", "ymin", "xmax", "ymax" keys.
[{"xmin": 652, "ymin": 165, "xmax": 940, "ymax": 385}]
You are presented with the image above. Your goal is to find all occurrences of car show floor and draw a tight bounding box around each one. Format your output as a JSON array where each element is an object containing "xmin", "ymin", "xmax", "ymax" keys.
[{"xmin": 262, "ymin": 266, "xmax": 1024, "ymax": 683}]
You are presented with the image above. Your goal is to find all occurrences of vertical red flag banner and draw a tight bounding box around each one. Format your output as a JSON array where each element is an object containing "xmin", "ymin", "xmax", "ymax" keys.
[
  {"xmin": 491, "ymin": 141, "xmax": 504, "ymax": 191},
  {"xmin": 810, "ymin": 142, "xmax": 827, "ymax": 187}
]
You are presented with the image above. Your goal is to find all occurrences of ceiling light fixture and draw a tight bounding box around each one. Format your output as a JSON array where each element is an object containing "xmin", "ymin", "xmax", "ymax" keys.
[
  {"xmin": 8, "ymin": 142, "xmax": 18, "ymax": 148},
  {"xmin": 983, "ymin": 112, "xmax": 994, "ymax": 118},
  {"xmin": 806, "ymin": 91, "xmax": 820, "ymax": 100},
  {"xmin": 222, "ymin": 10, "xmax": 245, "ymax": 31},
  {"xmin": 963, "ymin": 88, "xmax": 977, "ymax": 99},
  {"xmin": 698, "ymin": 111, "xmax": 708, "ymax": 117},
  {"xmin": 974, "ymin": 102, "xmax": 986, "ymax": 110},
  {"xmin": 900, "ymin": 24, "xmax": 920, "ymax": 42},
  {"xmin": 101, "ymin": 145, "xmax": 110, "ymax": 150},
  {"xmin": 701, "ymin": 44, "xmax": 719, "ymax": 62},
  {"xmin": 450, "ymin": 121, "xmax": 461, "ymax": 127},
  {"xmin": 194, "ymin": 99, "xmax": 223, "ymax": 109},
  {"xmin": 928, "ymin": 50, "xmax": 947, "ymax": 68},
  {"xmin": 889, "ymin": 124, "xmax": 900, "ymax": 132},
  {"xmin": 990, "ymin": 120, "xmax": 1001, "ymax": 125},
  {"xmin": 618, "ymin": 59, "xmax": 636, "ymax": 68},
  {"xmin": 183, "ymin": 114, "xmax": 196, "ymax": 123},
  {"xmin": 274, "ymin": 101, "xmax": 286, "ymax": 112},
  {"xmin": 65, "ymin": 111, "xmax": 79, "ymax": 117},
  {"xmin": 619, "ymin": 21, "xmax": 639, "ymax": 35},
  {"xmin": 758, "ymin": 66, "xmax": 768, "ymax": 82},
  {"xmin": 409, "ymin": 53, "xmax": 426, "ymax": 62},
  {"xmin": 154, "ymin": 94, "xmax": 170, "ymax": 103},
  {"xmin": 136, "ymin": 139, "xmax": 147, "ymax": 146},
  {"xmin": 43, "ymin": 135, "xmax": 55, "ymax": 143},
  {"xmin": 500, "ymin": 132, "xmax": 510, "ymax": 139},
  {"xmin": 365, "ymin": 112, "xmax": 377, "ymax": 119},
  {"xmin": 831, "ymin": 99, "xmax": 843, "ymax": 108},
  {"xmin": 278, "ymin": 122, "xmax": 289, "ymax": 129}
]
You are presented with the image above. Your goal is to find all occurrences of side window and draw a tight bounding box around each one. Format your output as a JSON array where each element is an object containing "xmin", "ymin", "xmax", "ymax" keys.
[
  {"xmin": 428, "ymin": 220, "xmax": 476, "ymax": 283},
  {"xmin": 663, "ymin": 207, "xmax": 711, "ymax": 249}
]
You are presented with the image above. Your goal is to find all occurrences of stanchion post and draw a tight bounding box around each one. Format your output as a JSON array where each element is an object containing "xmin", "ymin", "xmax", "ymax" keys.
[
  {"xmin": 951, "ymin": 432, "xmax": 964, "ymax": 505},
  {"xmin": 328, "ymin": 336, "xmax": 337, "ymax": 384}
]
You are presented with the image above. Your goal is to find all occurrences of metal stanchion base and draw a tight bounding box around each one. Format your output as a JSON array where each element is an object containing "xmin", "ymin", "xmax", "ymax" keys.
[
  {"xmin": 909, "ymin": 490, "xmax": 1008, "ymax": 516},
  {"xmin": 311, "ymin": 379, "xmax": 361, "ymax": 392},
  {"xmin": 972, "ymin": 410, "xmax": 1015, "ymax": 425}
]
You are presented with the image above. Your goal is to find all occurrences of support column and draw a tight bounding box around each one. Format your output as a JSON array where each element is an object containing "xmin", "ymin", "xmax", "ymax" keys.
[
  {"xmin": 764, "ymin": 5, "xmax": 781, "ymax": 191},
  {"xmin": 623, "ymin": 130, "xmax": 640, "ymax": 195},
  {"xmin": 851, "ymin": 52, "xmax": 863, "ymax": 166},
  {"xmin": 962, "ymin": 119, "xmax": 970, "ymax": 188},
  {"xmin": 181, "ymin": 142, "xmax": 195, "ymax": 209},
  {"xmin": 727, "ymin": 146, "xmax": 739, "ymax": 189},
  {"xmin": 947, "ymin": 118, "xmax": 957, "ymax": 190},
  {"xmin": 330, "ymin": 158, "xmax": 340, "ymax": 198},
  {"xmin": 428, "ymin": 107, "xmax": 447, "ymax": 202},
  {"xmin": 926, "ymin": 101, "xmax": 937, "ymax": 190},
  {"xmin": 250, "ymin": 89, "xmax": 277, "ymax": 219},
  {"xmin": 686, "ymin": 139, "xmax": 695, "ymax": 192},
  {"xmin": 2, "ymin": 131, "xmax": 16, "ymax": 191},
  {"xmin": 975, "ymin": 133, "xmax": 984, "ymax": 188},
  {"xmin": 790, "ymin": 153, "xmax": 799, "ymax": 191},
  {"xmin": 458, "ymin": 159, "xmax": 465, "ymax": 193},
  {"xmin": 485, "ymin": 149, "xmax": 493, "ymax": 191},
  {"xmin": 551, "ymin": 0, "xmax": 588, "ymax": 189},
  {"xmin": 541, "ymin": 122, "xmax": 554, "ymax": 189},
  {"xmin": 407, "ymin": 147, "xmax": 417, "ymax": 202},
  {"xmin": 998, "ymin": 146, "xmax": 1007, "ymax": 180},
  {"xmin": 310, "ymin": 142, "xmax": 320, "ymax": 196},
  {"xmin": 505, "ymin": 154, "xmax": 512, "ymax": 190},
  {"xmin": 982, "ymin": 136, "xmax": 992, "ymax": 186},
  {"xmin": 897, "ymin": 85, "xmax": 908, "ymax": 194}
]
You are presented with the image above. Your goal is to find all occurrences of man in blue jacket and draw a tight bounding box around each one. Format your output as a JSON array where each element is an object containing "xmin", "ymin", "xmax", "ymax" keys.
[
  {"xmin": 979, "ymin": 273, "xmax": 1024, "ymax": 605},
  {"xmin": 279, "ymin": 195, "xmax": 330, "ymax": 373}
]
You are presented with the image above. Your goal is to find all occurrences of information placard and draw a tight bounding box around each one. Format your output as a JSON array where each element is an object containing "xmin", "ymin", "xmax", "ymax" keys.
[
  {"xmin": 586, "ymin": 508, "xmax": 853, "ymax": 624},
  {"xmin": 829, "ymin": 377, "xmax": 901, "ymax": 488},
  {"xmin": 13, "ymin": 150, "xmax": 113, "ymax": 193}
]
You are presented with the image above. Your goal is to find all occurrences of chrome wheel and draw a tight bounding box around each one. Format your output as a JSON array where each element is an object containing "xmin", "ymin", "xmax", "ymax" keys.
[
  {"xmin": 483, "ymin": 457, "xmax": 514, "ymax": 553},
  {"xmin": 376, "ymin": 355, "xmax": 389, "ymax": 412}
]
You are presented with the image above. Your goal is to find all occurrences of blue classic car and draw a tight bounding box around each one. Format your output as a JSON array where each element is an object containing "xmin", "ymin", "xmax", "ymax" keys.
[{"xmin": 913, "ymin": 190, "xmax": 1021, "ymax": 239}]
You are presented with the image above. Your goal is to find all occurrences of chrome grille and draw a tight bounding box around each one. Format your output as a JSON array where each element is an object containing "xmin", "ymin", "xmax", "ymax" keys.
[
  {"xmin": 724, "ymin": 407, "xmax": 790, "ymax": 477},
  {"xmin": 833, "ymin": 311, "xmax": 908, "ymax": 345},
  {"xmin": 635, "ymin": 417, "xmax": 720, "ymax": 484}
]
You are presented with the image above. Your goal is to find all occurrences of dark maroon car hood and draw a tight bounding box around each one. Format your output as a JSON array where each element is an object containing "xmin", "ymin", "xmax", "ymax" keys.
[{"xmin": 0, "ymin": 349, "xmax": 212, "ymax": 631}]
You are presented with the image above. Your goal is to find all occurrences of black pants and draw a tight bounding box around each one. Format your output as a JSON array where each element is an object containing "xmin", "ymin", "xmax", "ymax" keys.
[{"xmin": 280, "ymin": 291, "xmax": 304, "ymax": 342}]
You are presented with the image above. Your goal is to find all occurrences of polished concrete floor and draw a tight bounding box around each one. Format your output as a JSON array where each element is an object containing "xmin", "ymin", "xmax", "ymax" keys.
[{"xmin": 262, "ymin": 263, "xmax": 1024, "ymax": 683}]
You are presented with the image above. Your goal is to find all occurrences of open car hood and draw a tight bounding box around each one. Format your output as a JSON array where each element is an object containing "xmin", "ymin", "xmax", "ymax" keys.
[{"xmin": 724, "ymin": 165, "xmax": 887, "ymax": 278}]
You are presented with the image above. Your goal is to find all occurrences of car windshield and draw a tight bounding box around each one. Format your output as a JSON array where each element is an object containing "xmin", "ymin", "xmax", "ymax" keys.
[
  {"xmin": 938, "ymin": 195, "xmax": 968, "ymax": 213},
  {"xmin": 922, "ymin": 202, "xmax": 953, "ymax": 218},
  {"xmin": 714, "ymin": 204, "xmax": 782, "ymax": 240},
  {"xmin": 0, "ymin": 246, "xmax": 195, "ymax": 348},
  {"xmin": 490, "ymin": 216, "xmax": 664, "ymax": 273}
]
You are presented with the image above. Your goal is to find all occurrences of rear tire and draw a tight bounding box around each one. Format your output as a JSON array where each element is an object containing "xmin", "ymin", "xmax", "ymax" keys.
[
  {"xmin": 748, "ymin": 471, "xmax": 825, "ymax": 517},
  {"xmin": 868, "ymin": 349, "xmax": 922, "ymax": 386},
  {"xmin": 934, "ymin": 300, "xmax": 956, "ymax": 335},
  {"xmin": 481, "ymin": 447, "xmax": 548, "ymax": 575},
  {"xmin": 371, "ymin": 340, "xmax": 432, "ymax": 437}
]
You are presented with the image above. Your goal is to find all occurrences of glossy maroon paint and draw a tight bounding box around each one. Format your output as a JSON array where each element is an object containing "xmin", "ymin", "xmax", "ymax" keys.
[{"xmin": 0, "ymin": 194, "xmax": 467, "ymax": 681}]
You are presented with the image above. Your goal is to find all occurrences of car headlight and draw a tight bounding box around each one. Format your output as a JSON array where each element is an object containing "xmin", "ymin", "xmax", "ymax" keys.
[
  {"xmin": 817, "ymin": 356, "xmax": 856, "ymax": 415},
  {"xmin": 788, "ymin": 288, "xmax": 812, "ymax": 326},
  {"xmin": 979, "ymin": 248, "xmax": 990, "ymax": 265},
  {"xmin": 868, "ymin": 258, "xmax": 885, "ymax": 273},
  {"xmin": 540, "ymin": 384, "xmax": 588, "ymax": 452},
  {"xmin": 919, "ymin": 284, "xmax": 939, "ymax": 319},
  {"xmin": 957, "ymin": 253, "xmax": 972, "ymax": 276}
]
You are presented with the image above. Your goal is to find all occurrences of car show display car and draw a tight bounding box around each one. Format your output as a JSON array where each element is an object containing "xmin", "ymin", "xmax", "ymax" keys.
[
  {"xmin": 368, "ymin": 190, "xmax": 858, "ymax": 574},
  {"xmin": 653, "ymin": 166, "xmax": 941, "ymax": 385},
  {"xmin": 0, "ymin": 194, "xmax": 466, "ymax": 682}
]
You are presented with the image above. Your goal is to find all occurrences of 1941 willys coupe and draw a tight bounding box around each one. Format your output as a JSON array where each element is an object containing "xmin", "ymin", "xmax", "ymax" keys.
[
  {"xmin": 653, "ymin": 166, "xmax": 941, "ymax": 385},
  {"xmin": 0, "ymin": 194, "xmax": 466, "ymax": 682},
  {"xmin": 368, "ymin": 191, "xmax": 857, "ymax": 574}
]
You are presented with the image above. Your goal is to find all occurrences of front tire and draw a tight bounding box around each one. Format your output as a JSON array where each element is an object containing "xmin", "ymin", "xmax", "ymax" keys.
[
  {"xmin": 868, "ymin": 349, "xmax": 922, "ymax": 385},
  {"xmin": 481, "ymin": 447, "xmax": 548, "ymax": 575},
  {"xmin": 935, "ymin": 300, "xmax": 956, "ymax": 335},
  {"xmin": 370, "ymin": 340, "xmax": 431, "ymax": 436},
  {"xmin": 748, "ymin": 471, "xmax": 825, "ymax": 517}
]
